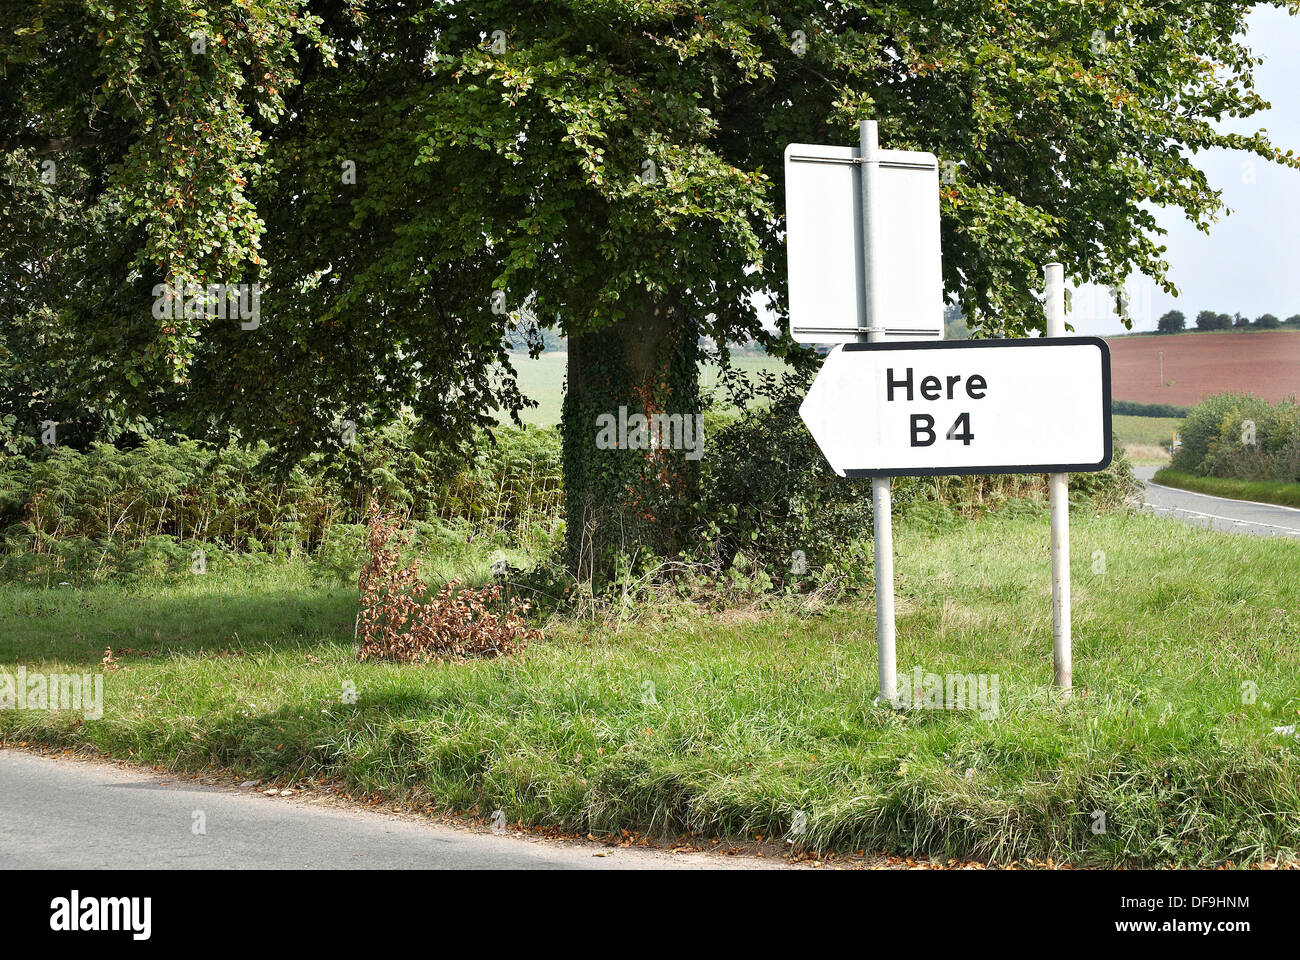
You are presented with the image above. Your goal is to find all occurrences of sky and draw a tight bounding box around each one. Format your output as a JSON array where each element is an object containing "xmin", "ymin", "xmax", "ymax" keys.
[{"xmin": 1069, "ymin": 4, "xmax": 1300, "ymax": 335}]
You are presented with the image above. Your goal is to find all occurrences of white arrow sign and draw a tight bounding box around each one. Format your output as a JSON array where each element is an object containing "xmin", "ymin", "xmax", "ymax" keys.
[{"xmin": 800, "ymin": 338, "xmax": 1112, "ymax": 477}]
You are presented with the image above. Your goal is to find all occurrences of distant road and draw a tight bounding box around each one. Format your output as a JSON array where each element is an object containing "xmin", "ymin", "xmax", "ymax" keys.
[
  {"xmin": 1136, "ymin": 466, "xmax": 1300, "ymax": 538},
  {"xmin": 0, "ymin": 750, "xmax": 784, "ymax": 870}
]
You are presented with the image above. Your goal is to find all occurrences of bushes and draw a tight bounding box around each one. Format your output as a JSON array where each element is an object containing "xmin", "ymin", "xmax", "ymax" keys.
[
  {"xmin": 1069, "ymin": 439, "xmax": 1144, "ymax": 509},
  {"xmin": 0, "ymin": 381, "xmax": 1140, "ymax": 587},
  {"xmin": 699, "ymin": 376, "xmax": 881, "ymax": 575},
  {"xmin": 1202, "ymin": 402, "xmax": 1300, "ymax": 483},
  {"xmin": 440, "ymin": 424, "xmax": 563, "ymax": 532},
  {"xmin": 0, "ymin": 440, "xmax": 354, "ymax": 583},
  {"xmin": 1173, "ymin": 393, "xmax": 1257, "ymax": 475},
  {"xmin": 1172, "ymin": 393, "xmax": 1300, "ymax": 483}
]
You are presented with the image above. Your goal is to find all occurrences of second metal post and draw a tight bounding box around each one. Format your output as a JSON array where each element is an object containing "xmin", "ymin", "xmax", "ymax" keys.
[{"xmin": 1044, "ymin": 262, "xmax": 1072, "ymax": 693}]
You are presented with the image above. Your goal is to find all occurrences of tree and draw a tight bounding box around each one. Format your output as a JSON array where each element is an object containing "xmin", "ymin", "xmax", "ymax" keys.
[
  {"xmin": 1157, "ymin": 310, "xmax": 1185, "ymax": 334},
  {"xmin": 1286, "ymin": 315, "xmax": 1300, "ymax": 326},
  {"xmin": 5, "ymin": 1, "xmax": 1299, "ymax": 579},
  {"xmin": 1195, "ymin": 310, "xmax": 1221, "ymax": 331},
  {"xmin": 1255, "ymin": 313, "xmax": 1281, "ymax": 329}
]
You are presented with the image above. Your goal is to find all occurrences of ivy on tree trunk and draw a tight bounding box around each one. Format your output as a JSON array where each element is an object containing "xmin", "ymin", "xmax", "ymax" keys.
[{"xmin": 562, "ymin": 293, "xmax": 700, "ymax": 582}]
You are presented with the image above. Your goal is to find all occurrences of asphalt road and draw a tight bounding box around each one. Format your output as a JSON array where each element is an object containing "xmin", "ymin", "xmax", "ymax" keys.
[
  {"xmin": 1136, "ymin": 466, "xmax": 1300, "ymax": 538},
  {"xmin": 0, "ymin": 750, "xmax": 781, "ymax": 870}
]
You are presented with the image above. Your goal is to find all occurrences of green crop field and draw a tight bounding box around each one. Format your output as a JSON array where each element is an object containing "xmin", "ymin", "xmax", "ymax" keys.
[
  {"xmin": 507, "ymin": 358, "xmax": 1182, "ymax": 465},
  {"xmin": 1113, "ymin": 414, "xmax": 1182, "ymax": 448},
  {"xmin": 1113, "ymin": 414, "xmax": 1182, "ymax": 466},
  {"xmin": 502, "ymin": 353, "xmax": 789, "ymax": 427}
]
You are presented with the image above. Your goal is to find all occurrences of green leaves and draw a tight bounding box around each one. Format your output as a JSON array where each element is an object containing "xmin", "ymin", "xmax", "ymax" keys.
[{"xmin": 4, "ymin": 0, "xmax": 1297, "ymax": 460}]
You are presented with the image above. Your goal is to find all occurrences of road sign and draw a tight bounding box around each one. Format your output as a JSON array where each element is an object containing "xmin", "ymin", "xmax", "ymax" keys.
[
  {"xmin": 799, "ymin": 337, "xmax": 1112, "ymax": 477},
  {"xmin": 787, "ymin": 125, "xmax": 1090, "ymax": 704},
  {"xmin": 784, "ymin": 140, "xmax": 943, "ymax": 344}
]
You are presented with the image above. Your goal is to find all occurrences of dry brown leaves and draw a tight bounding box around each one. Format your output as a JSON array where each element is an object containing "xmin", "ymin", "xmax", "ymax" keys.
[{"xmin": 355, "ymin": 500, "xmax": 540, "ymax": 663}]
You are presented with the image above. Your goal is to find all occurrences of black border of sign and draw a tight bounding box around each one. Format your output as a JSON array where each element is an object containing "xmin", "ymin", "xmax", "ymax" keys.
[{"xmin": 834, "ymin": 336, "xmax": 1113, "ymax": 478}]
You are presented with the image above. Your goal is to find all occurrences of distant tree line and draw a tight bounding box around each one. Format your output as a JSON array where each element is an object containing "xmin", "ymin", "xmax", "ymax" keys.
[
  {"xmin": 944, "ymin": 303, "xmax": 971, "ymax": 340},
  {"xmin": 1156, "ymin": 310, "xmax": 1300, "ymax": 333}
]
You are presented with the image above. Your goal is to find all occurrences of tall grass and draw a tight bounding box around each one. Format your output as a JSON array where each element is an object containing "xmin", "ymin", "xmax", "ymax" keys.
[
  {"xmin": 1152, "ymin": 468, "xmax": 1300, "ymax": 509},
  {"xmin": 4, "ymin": 509, "xmax": 1298, "ymax": 867}
]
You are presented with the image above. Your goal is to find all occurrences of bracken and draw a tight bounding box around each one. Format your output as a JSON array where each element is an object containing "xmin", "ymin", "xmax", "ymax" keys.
[{"xmin": 355, "ymin": 500, "xmax": 540, "ymax": 662}]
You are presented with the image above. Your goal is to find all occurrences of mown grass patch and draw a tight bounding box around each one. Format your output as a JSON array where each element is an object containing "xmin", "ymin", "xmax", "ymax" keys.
[{"xmin": 2, "ymin": 511, "xmax": 1298, "ymax": 867}]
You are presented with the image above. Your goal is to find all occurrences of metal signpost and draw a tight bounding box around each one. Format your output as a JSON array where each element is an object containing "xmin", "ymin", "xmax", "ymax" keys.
[
  {"xmin": 785, "ymin": 120, "xmax": 943, "ymax": 704},
  {"xmin": 787, "ymin": 121, "xmax": 1112, "ymax": 703}
]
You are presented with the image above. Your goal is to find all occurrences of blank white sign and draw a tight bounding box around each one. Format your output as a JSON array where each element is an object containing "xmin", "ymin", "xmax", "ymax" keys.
[
  {"xmin": 799, "ymin": 338, "xmax": 1112, "ymax": 476},
  {"xmin": 785, "ymin": 142, "xmax": 943, "ymax": 344}
]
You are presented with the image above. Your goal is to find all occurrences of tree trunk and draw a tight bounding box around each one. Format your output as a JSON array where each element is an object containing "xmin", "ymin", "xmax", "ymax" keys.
[{"xmin": 561, "ymin": 293, "xmax": 700, "ymax": 584}]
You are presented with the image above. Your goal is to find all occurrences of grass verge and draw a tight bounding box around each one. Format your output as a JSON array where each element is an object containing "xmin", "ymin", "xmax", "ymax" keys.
[
  {"xmin": 1152, "ymin": 468, "xmax": 1300, "ymax": 509},
  {"xmin": 3, "ymin": 510, "xmax": 1299, "ymax": 867}
]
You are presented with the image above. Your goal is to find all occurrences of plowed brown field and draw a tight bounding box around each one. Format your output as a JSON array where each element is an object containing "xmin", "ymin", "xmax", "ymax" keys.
[{"xmin": 1105, "ymin": 331, "xmax": 1300, "ymax": 406}]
